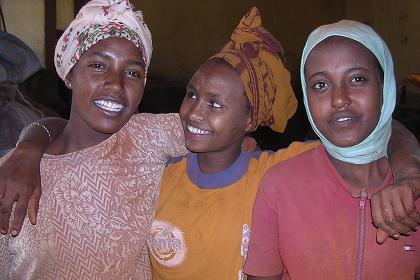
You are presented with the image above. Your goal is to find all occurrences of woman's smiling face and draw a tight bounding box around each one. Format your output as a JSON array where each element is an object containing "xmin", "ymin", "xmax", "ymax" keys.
[
  {"xmin": 68, "ymin": 37, "xmax": 146, "ymax": 138},
  {"xmin": 305, "ymin": 37, "xmax": 383, "ymax": 147},
  {"xmin": 179, "ymin": 59, "xmax": 252, "ymax": 154}
]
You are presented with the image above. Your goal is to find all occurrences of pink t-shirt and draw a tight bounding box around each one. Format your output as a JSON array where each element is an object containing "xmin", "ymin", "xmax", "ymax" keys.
[
  {"xmin": 0, "ymin": 113, "xmax": 186, "ymax": 280},
  {"xmin": 243, "ymin": 145, "xmax": 420, "ymax": 279}
]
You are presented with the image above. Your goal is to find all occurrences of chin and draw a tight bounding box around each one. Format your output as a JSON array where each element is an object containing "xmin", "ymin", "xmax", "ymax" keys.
[
  {"xmin": 185, "ymin": 143, "xmax": 208, "ymax": 153},
  {"xmin": 92, "ymin": 122, "xmax": 127, "ymax": 135},
  {"xmin": 330, "ymin": 138, "xmax": 362, "ymax": 148}
]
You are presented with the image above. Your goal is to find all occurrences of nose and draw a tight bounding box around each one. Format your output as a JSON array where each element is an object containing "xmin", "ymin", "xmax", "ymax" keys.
[
  {"xmin": 188, "ymin": 100, "xmax": 205, "ymax": 122},
  {"xmin": 104, "ymin": 70, "xmax": 124, "ymax": 96},
  {"xmin": 331, "ymin": 85, "xmax": 351, "ymax": 110}
]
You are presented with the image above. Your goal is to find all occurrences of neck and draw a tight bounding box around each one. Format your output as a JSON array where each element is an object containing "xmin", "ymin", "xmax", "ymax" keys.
[
  {"xmin": 196, "ymin": 145, "xmax": 242, "ymax": 174},
  {"xmin": 47, "ymin": 121, "xmax": 112, "ymax": 155},
  {"xmin": 329, "ymin": 154, "xmax": 390, "ymax": 190}
]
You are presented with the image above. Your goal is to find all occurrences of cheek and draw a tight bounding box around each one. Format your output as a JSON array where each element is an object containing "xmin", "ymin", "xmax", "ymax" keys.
[
  {"xmin": 127, "ymin": 84, "xmax": 145, "ymax": 104},
  {"xmin": 217, "ymin": 111, "xmax": 249, "ymax": 135},
  {"xmin": 307, "ymin": 96, "xmax": 326, "ymax": 125}
]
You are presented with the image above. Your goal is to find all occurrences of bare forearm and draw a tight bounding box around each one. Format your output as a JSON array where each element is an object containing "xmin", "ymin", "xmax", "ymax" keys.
[
  {"xmin": 388, "ymin": 120, "xmax": 420, "ymax": 197},
  {"xmin": 17, "ymin": 118, "xmax": 67, "ymax": 153}
]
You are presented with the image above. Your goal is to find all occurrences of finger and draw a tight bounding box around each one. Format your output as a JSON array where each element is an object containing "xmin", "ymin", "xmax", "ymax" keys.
[
  {"xmin": 28, "ymin": 186, "xmax": 41, "ymax": 225},
  {"xmin": 371, "ymin": 198, "xmax": 400, "ymax": 239},
  {"xmin": 411, "ymin": 210, "xmax": 420, "ymax": 225},
  {"xmin": 376, "ymin": 229, "xmax": 389, "ymax": 244},
  {"xmin": 0, "ymin": 191, "xmax": 16, "ymax": 234},
  {"xmin": 390, "ymin": 198, "xmax": 418, "ymax": 233},
  {"xmin": 9, "ymin": 194, "xmax": 30, "ymax": 237},
  {"xmin": 383, "ymin": 205, "xmax": 412, "ymax": 235},
  {"xmin": 376, "ymin": 198, "xmax": 404, "ymax": 238},
  {"xmin": 401, "ymin": 196, "xmax": 420, "ymax": 227}
]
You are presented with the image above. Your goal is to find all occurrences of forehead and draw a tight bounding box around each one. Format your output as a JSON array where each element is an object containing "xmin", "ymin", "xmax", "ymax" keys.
[
  {"xmin": 305, "ymin": 36, "xmax": 378, "ymax": 71},
  {"xmin": 189, "ymin": 60, "xmax": 244, "ymax": 92}
]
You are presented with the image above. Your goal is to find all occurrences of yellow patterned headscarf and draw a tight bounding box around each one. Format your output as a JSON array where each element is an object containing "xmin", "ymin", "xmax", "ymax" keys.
[
  {"xmin": 211, "ymin": 7, "xmax": 297, "ymax": 132},
  {"xmin": 55, "ymin": 0, "xmax": 152, "ymax": 81}
]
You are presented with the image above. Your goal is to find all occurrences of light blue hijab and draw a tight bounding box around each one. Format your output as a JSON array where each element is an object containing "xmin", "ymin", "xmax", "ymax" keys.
[{"xmin": 300, "ymin": 20, "xmax": 396, "ymax": 164}]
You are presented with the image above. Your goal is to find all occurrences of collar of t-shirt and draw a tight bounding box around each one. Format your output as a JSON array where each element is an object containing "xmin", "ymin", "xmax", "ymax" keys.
[
  {"xmin": 186, "ymin": 150, "xmax": 262, "ymax": 189},
  {"xmin": 317, "ymin": 145, "xmax": 394, "ymax": 198}
]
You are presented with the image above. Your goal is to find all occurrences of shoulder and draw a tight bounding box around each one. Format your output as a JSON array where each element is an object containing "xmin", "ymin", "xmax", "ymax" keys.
[
  {"xmin": 262, "ymin": 145, "xmax": 323, "ymax": 188},
  {"xmin": 119, "ymin": 113, "xmax": 180, "ymax": 140},
  {"xmin": 280, "ymin": 140, "xmax": 321, "ymax": 157},
  {"xmin": 124, "ymin": 113, "xmax": 180, "ymax": 130}
]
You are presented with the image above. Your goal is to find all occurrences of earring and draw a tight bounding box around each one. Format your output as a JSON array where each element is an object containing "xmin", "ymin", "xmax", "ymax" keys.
[{"xmin": 66, "ymin": 82, "xmax": 72, "ymax": 88}]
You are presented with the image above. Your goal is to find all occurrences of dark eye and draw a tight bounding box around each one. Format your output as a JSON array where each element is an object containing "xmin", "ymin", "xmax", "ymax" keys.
[
  {"xmin": 208, "ymin": 101, "xmax": 222, "ymax": 109},
  {"xmin": 89, "ymin": 63, "xmax": 105, "ymax": 70},
  {"xmin": 313, "ymin": 81, "xmax": 327, "ymax": 90},
  {"xmin": 351, "ymin": 76, "xmax": 366, "ymax": 83},
  {"xmin": 125, "ymin": 70, "xmax": 142, "ymax": 78},
  {"xmin": 186, "ymin": 91, "xmax": 197, "ymax": 100}
]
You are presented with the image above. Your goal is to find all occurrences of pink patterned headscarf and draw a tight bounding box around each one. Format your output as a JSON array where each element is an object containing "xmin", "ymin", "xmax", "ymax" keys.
[{"xmin": 54, "ymin": 0, "xmax": 152, "ymax": 81}]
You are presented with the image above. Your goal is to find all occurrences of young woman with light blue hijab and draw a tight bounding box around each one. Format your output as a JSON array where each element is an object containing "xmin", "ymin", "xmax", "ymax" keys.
[
  {"xmin": 244, "ymin": 20, "xmax": 420, "ymax": 280},
  {"xmin": 300, "ymin": 20, "xmax": 395, "ymax": 164}
]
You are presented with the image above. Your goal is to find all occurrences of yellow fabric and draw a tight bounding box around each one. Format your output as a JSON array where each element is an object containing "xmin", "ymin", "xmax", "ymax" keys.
[
  {"xmin": 211, "ymin": 7, "xmax": 297, "ymax": 132},
  {"xmin": 148, "ymin": 141, "xmax": 320, "ymax": 279}
]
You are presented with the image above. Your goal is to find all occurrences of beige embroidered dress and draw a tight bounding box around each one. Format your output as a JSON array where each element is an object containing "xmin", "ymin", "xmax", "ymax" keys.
[{"xmin": 0, "ymin": 113, "xmax": 186, "ymax": 280}]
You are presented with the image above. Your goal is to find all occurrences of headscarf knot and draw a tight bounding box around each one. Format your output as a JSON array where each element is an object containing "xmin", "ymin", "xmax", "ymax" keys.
[{"xmin": 212, "ymin": 7, "xmax": 297, "ymax": 132}]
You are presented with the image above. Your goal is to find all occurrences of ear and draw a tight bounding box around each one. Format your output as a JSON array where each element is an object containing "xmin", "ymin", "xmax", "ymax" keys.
[
  {"xmin": 244, "ymin": 113, "xmax": 254, "ymax": 133},
  {"xmin": 64, "ymin": 72, "xmax": 73, "ymax": 89}
]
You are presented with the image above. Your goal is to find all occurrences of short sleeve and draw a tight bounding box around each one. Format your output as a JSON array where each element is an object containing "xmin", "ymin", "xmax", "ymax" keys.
[
  {"xmin": 243, "ymin": 170, "xmax": 285, "ymax": 277},
  {"xmin": 121, "ymin": 113, "xmax": 187, "ymax": 160},
  {"xmin": 156, "ymin": 113, "xmax": 188, "ymax": 158}
]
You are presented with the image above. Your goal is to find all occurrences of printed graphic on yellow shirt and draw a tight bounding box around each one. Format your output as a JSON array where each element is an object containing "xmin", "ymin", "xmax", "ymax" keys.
[{"xmin": 148, "ymin": 220, "xmax": 187, "ymax": 267}]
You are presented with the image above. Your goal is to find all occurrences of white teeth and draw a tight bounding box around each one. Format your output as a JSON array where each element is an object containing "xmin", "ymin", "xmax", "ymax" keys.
[
  {"xmin": 94, "ymin": 100, "xmax": 124, "ymax": 112},
  {"xmin": 187, "ymin": 125, "xmax": 211, "ymax": 135},
  {"xmin": 337, "ymin": 117, "xmax": 351, "ymax": 122}
]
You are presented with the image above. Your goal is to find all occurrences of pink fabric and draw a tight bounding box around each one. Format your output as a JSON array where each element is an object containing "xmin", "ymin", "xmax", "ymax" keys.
[
  {"xmin": 0, "ymin": 113, "xmax": 186, "ymax": 280},
  {"xmin": 244, "ymin": 146, "xmax": 420, "ymax": 279},
  {"xmin": 55, "ymin": 0, "xmax": 152, "ymax": 81}
]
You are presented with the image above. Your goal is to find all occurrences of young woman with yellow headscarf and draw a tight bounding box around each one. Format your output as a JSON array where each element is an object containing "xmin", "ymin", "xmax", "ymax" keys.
[{"xmin": 147, "ymin": 7, "xmax": 318, "ymax": 279}]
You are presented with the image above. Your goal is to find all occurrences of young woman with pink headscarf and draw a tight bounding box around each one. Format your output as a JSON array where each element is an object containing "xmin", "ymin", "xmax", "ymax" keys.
[{"xmin": 0, "ymin": 1, "xmax": 186, "ymax": 278}]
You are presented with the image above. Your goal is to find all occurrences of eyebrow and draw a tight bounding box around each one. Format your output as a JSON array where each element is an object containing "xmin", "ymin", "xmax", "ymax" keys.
[
  {"xmin": 186, "ymin": 84, "xmax": 225, "ymax": 100},
  {"xmin": 91, "ymin": 52, "xmax": 145, "ymax": 67},
  {"xmin": 306, "ymin": 66, "xmax": 370, "ymax": 80}
]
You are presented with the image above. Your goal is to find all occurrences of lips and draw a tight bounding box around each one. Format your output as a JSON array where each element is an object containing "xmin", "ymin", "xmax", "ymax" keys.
[
  {"xmin": 94, "ymin": 99, "xmax": 125, "ymax": 113},
  {"xmin": 186, "ymin": 125, "xmax": 212, "ymax": 135},
  {"xmin": 329, "ymin": 111, "xmax": 360, "ymax": 127}
]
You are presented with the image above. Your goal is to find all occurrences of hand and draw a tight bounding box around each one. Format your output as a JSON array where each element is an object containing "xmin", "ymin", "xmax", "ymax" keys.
[
  {"xmin": 371, "ymin": 177, "xmax": 420, "ymax": 244},
  {"xmin": 0, "ymin": 144, "xmax": 43, "ymax": 237}
]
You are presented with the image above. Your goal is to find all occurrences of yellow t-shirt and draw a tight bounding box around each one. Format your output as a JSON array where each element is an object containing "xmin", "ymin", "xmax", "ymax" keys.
[{"xmin": 148, "ymin": 141, "xmax": 319, "ymax": 280}]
